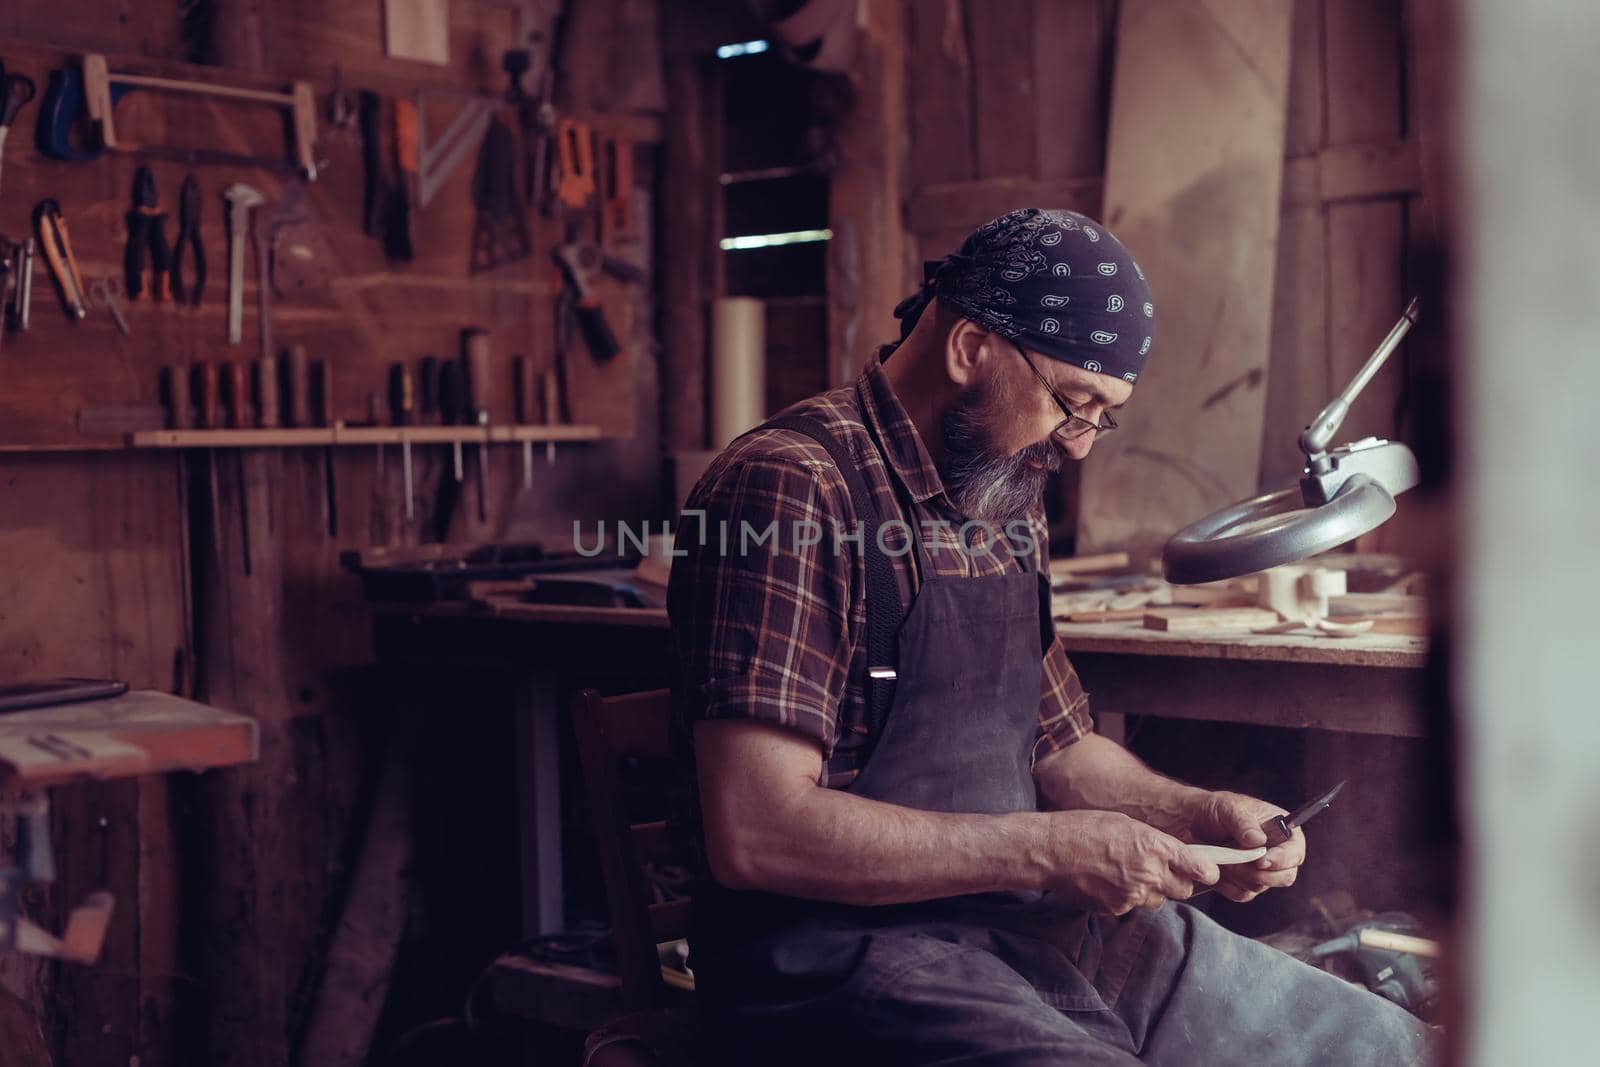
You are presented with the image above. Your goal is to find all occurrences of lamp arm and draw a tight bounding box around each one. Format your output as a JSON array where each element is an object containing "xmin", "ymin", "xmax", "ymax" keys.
[{"xmin": 1299, "ymin": 298, "xmax": 1420, "ymax": 459}]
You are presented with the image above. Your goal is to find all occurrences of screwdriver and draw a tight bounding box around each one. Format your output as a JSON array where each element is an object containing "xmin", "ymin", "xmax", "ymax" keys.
[
  {"xmin": 285, "ymin": 344, "xmax": 311, "ymax": 428},
  {"xmin": 223, "ymin": 362, "xmax": 249, "ymax": 429},
  {"xmin": 317, "ymin": 359, "xmax": 337, "ymax": 538},
  {"xmin": 513, "ymin": 355, "xmax": 536, "ymax": 489},
  {"xmin": 388, "ymin": 362, "xmax": 415, "ymax": 520},
  {"xmin": 431, "ymin": 359, "xmax": 467, "ymax": 542},
  {"xmin": 224, "ymin": 362, "xmax": 252, "ymax": 576},
  {"xmin": 438, "ymin": 359, "xmax": 466, "ymax": 483},
  {"xmin": 164, "ymin": 363, "xmax": 192, "ymax": 430},
  {"xmin": 256, "ymin": 354, "xmax": 281, "ymax": 428},
  {"xmin": 463, "ymin": 329, "xmax": 493, "ymax": 523},
  {"xmin": 195, "ymin": 362, "xmax": 224, "ymax": 566}
]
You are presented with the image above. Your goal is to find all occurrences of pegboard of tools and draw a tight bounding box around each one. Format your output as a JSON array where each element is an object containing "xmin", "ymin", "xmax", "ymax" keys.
[{"xmin": 0, "ymin": 37, "xmax": 655, "ymax": 452}]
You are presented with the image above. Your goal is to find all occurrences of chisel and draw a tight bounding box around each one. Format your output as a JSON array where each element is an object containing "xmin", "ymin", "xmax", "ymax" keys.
[
  {"xmin": 224, "ymin": 362, "xmax": 252, "ymax": 576},
  {"xmin": 195, "ymin": 362, "xmax": 224, "ymax": 565},
  {"xmin": 317, "ymin": 359, "xmax": 337, "ymax": 538},
  {"xmin": 285, "ymin": 344, "xmax": 311, "ymax": 428},
  {"xmin": 463, "ymin": 329, "xmax": 492, "ymax": 523}
]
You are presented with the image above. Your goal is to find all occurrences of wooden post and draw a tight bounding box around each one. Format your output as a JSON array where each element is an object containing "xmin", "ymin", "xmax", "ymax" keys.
[
  {"xmin": 826, "ymin": 0, "xmax": 908, "ymax": 386},
  {"xmin": 1077, "ymin": 0, "xmax": 1294, "ymax": 561}
]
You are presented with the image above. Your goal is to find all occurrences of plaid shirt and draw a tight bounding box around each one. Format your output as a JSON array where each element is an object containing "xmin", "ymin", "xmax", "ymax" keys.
[{"xmin": 667, "ymin": 347, "xmax": 1094, "ymax": 789}]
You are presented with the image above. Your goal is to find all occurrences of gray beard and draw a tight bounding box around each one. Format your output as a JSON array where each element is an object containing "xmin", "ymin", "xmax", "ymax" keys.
[{"xmin": 940, "ymin": 378, "xmax": 1061, "ymax": 524}]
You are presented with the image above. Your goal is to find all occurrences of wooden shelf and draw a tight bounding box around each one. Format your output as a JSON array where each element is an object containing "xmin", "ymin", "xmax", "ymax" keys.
[{"xmin": 128, "ymin": 424, "xmax": 605, "ymax": 449}]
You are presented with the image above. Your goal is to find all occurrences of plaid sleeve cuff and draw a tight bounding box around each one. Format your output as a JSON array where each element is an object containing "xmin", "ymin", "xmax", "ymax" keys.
[{"xmin": 691, "ymin": 671, "xmax": 838, "ymax": 755}]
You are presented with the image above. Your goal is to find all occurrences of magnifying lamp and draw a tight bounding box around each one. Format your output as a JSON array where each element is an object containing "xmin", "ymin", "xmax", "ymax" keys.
[{"xmin": 1162, "ymin": 299, "xmax": 1421, "ymax": 585}]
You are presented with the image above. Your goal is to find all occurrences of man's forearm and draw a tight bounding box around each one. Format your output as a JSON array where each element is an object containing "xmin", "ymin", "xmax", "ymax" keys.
[
  {"xmin": 1033, "ymin": 733, "xmax": 1205, "ymax": 836},
  {"xmin": 710, "ymin": 785, "xmax": 1055, "ymax": 906}
]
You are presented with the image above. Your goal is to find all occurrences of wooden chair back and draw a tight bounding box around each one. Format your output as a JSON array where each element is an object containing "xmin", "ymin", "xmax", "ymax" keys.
[{"xmin": 572, "ymin": 688, "xmax": 692, "ymax": 1012}]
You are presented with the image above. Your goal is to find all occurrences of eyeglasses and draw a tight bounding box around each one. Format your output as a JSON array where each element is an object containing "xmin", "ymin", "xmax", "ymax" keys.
[{"xmin": 1010, "ymin": 340, "xmax": 1118, "ymax": 442}]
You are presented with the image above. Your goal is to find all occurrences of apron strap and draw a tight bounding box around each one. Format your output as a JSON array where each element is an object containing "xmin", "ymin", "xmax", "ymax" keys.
[{"xmin": 739, "ymin": 414, "xmax": 906, "ymax": 751}]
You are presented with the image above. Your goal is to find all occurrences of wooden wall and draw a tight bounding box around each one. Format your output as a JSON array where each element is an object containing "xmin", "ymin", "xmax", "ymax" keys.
[
  {"xmin": 887, "ymin": 0, "xmax": 1435, "ymax": 917},
  {"xmin": 903, "ymin": 0, "xmax": 1116, "ymax": 278},
  {"xmin": 1262, "ymin": 0, "xmax": 1426, "ymax": 491},
  {"xmin": 0, "ymin": 2, "xmax": 665, "ymax": 1064},
  {"xmin": 896, "ymin": 0, "xmax": 1117, "ymax": 545},
  {"xmin": 891, "ymin": 0, "xmax": 1427, "ymax": 547}
]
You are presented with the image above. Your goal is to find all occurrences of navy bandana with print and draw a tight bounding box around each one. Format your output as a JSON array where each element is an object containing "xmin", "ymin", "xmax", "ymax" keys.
[{"xmin": 893, "ymin": 208, "xmax": 1156, "ymax": 384}]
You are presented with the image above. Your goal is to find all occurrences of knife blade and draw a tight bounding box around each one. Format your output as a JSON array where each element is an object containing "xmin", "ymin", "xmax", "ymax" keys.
[{"xmin": 1261, "ymin": 780, "xmax": 1347, "ymax": 845}]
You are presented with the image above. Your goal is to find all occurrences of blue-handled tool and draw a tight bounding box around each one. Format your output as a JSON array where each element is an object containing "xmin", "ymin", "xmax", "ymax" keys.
[{"xmin": 37, "ymin": 67, "xmax": 120, "ymax": 163}]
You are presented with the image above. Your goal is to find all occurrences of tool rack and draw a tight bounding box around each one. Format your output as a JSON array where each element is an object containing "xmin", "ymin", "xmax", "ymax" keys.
[
  {"xmin": 0, "ymin": 40, "xmax": 656, "ymax": 453},
  {"xmin": 128, "ymin": 423, "xmax": 602, "ymax": 448}
]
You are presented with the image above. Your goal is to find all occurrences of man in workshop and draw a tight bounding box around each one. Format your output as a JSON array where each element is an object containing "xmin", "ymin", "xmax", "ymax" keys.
[{"xmin": 666, "ymin": 208, "xmax": 1433, "ymax": 1064}]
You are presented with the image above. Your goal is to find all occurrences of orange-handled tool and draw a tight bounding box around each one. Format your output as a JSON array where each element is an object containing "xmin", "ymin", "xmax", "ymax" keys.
[
  {"xmin": 33, "ymin": 199, "xmax": 86, "ymax": 319},
  {"xmin": 554, "ymin": 117, "xmax": 595, "ymax": 212}
]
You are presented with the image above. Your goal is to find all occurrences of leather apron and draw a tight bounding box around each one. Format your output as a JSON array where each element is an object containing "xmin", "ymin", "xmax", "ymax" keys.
[{"xmin": 690, "ymin": 409, "xmax": 1058, "ymax": 960}]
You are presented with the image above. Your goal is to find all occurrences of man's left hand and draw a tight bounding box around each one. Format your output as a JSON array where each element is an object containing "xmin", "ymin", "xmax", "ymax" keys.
[{"xmin": 1185, "ymin": 791, "xmax": 1306, "ymax": 903}]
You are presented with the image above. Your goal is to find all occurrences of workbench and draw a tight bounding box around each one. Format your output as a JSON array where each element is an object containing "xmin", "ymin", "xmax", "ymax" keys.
[
  {"xmin": 1052, "ymin": 619, "xmax": 1427, "ymax": 740},
  {"xmin": 370, "ymin": 586, "xmax": 1429, "ymax": 936}
]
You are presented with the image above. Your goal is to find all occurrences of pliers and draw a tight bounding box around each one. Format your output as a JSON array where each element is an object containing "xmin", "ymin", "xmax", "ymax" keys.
[
  {"xmin": 169, "ymin": 175, "xmax": 205, "ymax": 306},
  {"xmin": 123, "ymin": 165, "xmax": 169, "ymax": 301}
]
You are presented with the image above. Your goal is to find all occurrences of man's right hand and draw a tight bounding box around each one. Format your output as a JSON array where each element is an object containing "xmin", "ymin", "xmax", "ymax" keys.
[{"xmin": 1037, "ymin": 810, "xmax": 1220, "ymax": 915}]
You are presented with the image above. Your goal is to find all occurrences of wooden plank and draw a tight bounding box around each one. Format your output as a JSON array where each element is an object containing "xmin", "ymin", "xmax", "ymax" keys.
[
  {"xmin": 0, "ymin": 691, "xmax": 257, "ymax": 785},
  {"xmin": 906, "ymin": 177, "xmax": 1103, "ymax": 234},
  {"xmin": 127, "ymin": 424, "xmax": 604, "ymax": 449},
  {"xmin": 1071, "ymin": 652, "xmax": 1426, "ymax": 737},
  {"xmin": 1047, "ymin": 551, "xmax": 1131, "ymax": 579},
  {"xmin": 906, "ymin": 0, "xmax": 975, "ymax": 185},
  {"xmin": 1056, "ymin": 620, "xmax": 1426, "ymax": 669},
  {"xmin": 967, "ymin": 0, "xmax": 1038, "ymax": 179},
  {"xmin": 294, "ymin": 748, "xmax": 411, "ymax": 1067},
  {"xmin": 1320, "ymin": 1, "xmax": 1409, "ymax": 452},
  {"xmin": 1284, "ymin": 0, "xmax": 1326, "ymax": 157},
  {"xmin": 490, "ymin": 602, "xmax": 670, "ymax": 629},
  {"xmin": 1323, "ymin": 0, "xmax": 1403, "ymax": 146},
  {"xmin": 1067, "ymin": 608, "xmax": 1149, "ymax": 623},
  {"xmin": 1280, "ymin": 139, "xmax": 1422, "ymax": 207},
  {"xmin": 1328, "ymin": 592, "xmax": 1426, "ymax": 615},
  {"xmin": 1326, "ymin": 199, "xmax": 1407, "ymax": 444},
  {"xmin": 1346, "ymin": 614, "xmax": 1427, "ymax": 636},
  {"xmin": 1143, "ymin": 607, "xmax": 1281, "ymax": 633},
  {"xmin": 1260, "ymin": 194, "xmax": 1328, "ymax": 488},
  {"xmin": 1313, "ymin": 139, "xmax": 1422, "ymax": 201},
  {"xmin": 1078, "ymin": 0, "xmax": 1294, "ymax": 558},
  {"xmin": 1169, "ymin": 585, "xmax": 1257, "ymax": 607},
  {"xmin": 1033, "ymin": 0, "xmax": 1117, "ymax": 180}
]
